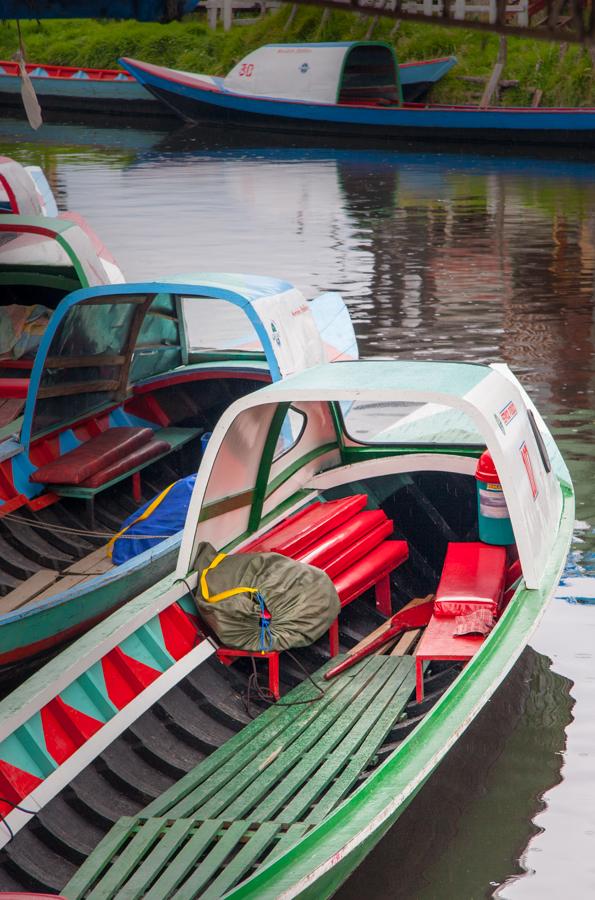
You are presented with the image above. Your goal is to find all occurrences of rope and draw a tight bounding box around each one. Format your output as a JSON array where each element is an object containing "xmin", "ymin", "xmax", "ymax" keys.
[
  {"xmin": 0, "ymin": 796, "xmax": 37, "ymax": 839},
  {"xmin": 0, "ymin": 511, "xmax": 174, "ymax": 541}
]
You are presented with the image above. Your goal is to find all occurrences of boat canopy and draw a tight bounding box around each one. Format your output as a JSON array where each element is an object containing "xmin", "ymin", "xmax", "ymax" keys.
[
  {"xmin": 223, "ymin": 42, "xmax": 402, "ymax": 105},
  {"xmin": 0, "ymin": 216, "xmax": 116, "ymax": 300},
  {"xmin": 178, "ymin": 360, "xmax": 567, "ymax": 591},
  {"xmin": 0, "ymin": 157, "xmax": 43, "ymax": 216},
  {"xmin": 20, "ymin": 274, "xmax": 357, "ymax": 446}
]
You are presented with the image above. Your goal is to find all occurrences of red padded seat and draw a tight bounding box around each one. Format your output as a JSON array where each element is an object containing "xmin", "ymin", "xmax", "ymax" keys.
[
  {"xmin": 433, "ymin": 542, "xmax": 507, "ymax": 619},
  {"xmin": 0, "ymin": 378, "xmax": 29, "ymax": 399},
  {"xmin": 78, "ymin": 438, "xmax": 171, "ymax": 488},
  {"xmin": 333, "ymin": 540, "xmax": 409, "ymax": 607},
  {"xmin": 30, "ymin": 427, "xmax": 154, "ymax": 485},
  {"xmin": 245, "ymin": 495, "xmax": 368, "ymax": 556}
]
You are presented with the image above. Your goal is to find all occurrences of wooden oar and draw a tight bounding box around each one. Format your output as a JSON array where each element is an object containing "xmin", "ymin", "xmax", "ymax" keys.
[{"xmin": 324, "ymin": 595, "xmax": 434, "ymax": 681}]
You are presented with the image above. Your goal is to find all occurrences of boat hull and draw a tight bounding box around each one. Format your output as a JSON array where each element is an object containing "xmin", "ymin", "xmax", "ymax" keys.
[{"xmin": 122, "ymin": 58, "xmax": 595, "ymax": 146}]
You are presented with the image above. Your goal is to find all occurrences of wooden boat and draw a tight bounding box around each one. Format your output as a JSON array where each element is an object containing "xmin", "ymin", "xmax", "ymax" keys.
[
  {"xmin": 0, "ymin": 52, "xmax": 454, "ymax": 120},
  {"xmin": 121, "ymin": 40, "xmax": 595, "ymax": 146},
  {"xmin": 0, "ymin": 358, "xmax": 573, "ymax": 895},
  {"xmin": 0, "ymin": 276, "xmax": 356, "ymax": 672}
]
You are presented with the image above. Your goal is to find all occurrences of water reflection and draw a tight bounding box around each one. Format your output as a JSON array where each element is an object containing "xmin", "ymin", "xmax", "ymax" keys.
[
  {"xmin": 0, "ymin": 122, "xmax": 592, "ymax": 896},
  {"xmin": 338, "ymin": 649, "xmax": 573, "ymax": 900}
]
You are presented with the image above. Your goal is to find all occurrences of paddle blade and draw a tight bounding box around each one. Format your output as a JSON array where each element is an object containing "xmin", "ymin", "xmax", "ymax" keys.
[{"xmin": 18, "ymin": 58, "xmax": 42, "ymax": 130}]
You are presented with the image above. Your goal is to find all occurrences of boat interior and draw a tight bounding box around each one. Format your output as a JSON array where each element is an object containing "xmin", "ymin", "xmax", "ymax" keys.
[
  {"xmin": 337, "ymin": 44, "xmax": 401, "ymax": 107},
  {"xmin": 0, "ymin": 286, "xmax": 276, "ymax": 634},
  {"xmin": 0, "ymin": 446, "xmax": 522, "ymax": 894}
]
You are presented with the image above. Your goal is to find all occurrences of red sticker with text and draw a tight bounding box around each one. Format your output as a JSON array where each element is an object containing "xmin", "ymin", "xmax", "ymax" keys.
[{"xmin": 520, "ymin": 441, "xmax": 538, "ymax": 499}]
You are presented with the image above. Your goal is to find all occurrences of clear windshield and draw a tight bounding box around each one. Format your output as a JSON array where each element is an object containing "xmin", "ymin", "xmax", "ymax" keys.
[{"xmin": 342, "ymin": 399, "xmax": 483, "ymax": 446}]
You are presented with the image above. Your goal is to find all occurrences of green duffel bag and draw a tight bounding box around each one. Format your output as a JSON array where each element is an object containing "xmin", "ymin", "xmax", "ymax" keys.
[{"xmin": 193, "ymin": 541, "xmax": 340, "ymax": 652}]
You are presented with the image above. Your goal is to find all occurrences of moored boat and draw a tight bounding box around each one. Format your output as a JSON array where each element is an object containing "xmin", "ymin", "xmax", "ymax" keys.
[
  {"xmin": 0, "ymin": 358, "xmax": 573, "ymax": 895},
  {"xmin": 0, "ymin": 275, "xmax": 356, "ymax": 672},
  {"xmin": 0, "ymin": 53, "xmax": 454, "ymax": 121},
  {"xmin": 121, "ymin": 40, "xmax": 595, "ymax": 146}
]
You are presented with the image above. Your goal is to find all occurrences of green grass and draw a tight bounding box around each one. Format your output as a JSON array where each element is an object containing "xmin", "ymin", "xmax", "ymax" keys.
[{"xmin": 1, "ymin": 7, "xmax": 594, "ymax": 106}]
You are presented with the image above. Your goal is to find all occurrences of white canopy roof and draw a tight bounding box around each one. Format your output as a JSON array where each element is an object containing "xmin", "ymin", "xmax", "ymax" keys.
[{"xmin": 177, "ymin": 360, "xmax": 567, "ymax": 590}]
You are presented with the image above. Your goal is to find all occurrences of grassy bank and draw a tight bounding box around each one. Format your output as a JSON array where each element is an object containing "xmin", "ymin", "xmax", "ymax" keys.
[{"xmin": 1, "ymin": 7, "xmax": 594, "ymax": 106}]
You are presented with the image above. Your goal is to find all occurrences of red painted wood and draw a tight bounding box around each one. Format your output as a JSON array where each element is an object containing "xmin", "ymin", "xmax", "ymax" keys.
[
  {"xmin": 0, "ymin": 760, "xmax": 42, "ymax": 817},
  {"xmin": 246, "ymin": 495, "xmax": 368, "ymax": 557},
  {"xmin": 41, "ymin": 697, "xmax": 103, "ymax": 765},
  {"xmin": 0, "ymin": 378, "xmax": 29, "ymax": 399},
  {"xmin": 298, "ymin": 509, "xmax": 390, "ymax": 571},
  {"xmin": 374, "ymin": 574, "xmax": 392, "ymax": 617},
  {"xmin": 433, "ymin": 542, "xmax": 507, "ymax": 618},
  {"xmin": 333, "ymin": 540, "xmax": 409, "ymax": 606},
  {"xmin": 102, "ymin": 647, "xmax": 160, "ymax": 709},
  {"xmin": 415, "ymin": 614, "xmax": 485, "ymax": 701},
  {"xmin": 158, "ymin": 603, "xmax": 201, "ymax": 661},
  {"xmin": 132, "ymin": 471, "xmax": 142, "ymax": 504},
  {"xmin": 318, "ymin": 520, "xmax": 394, "ymax": 581}
]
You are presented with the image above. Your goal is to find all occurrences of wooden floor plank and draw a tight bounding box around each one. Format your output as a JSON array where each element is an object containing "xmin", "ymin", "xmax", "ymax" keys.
[
  {"xmin": 166, "ymin": 657, "xmax": 371, "ymax": 820},
  {"xmin": 0, "ymin": 569, "xmax": 59, "ymax": 614},
  {"xmin": 63, "ymin": 817, "xmax": 138, "ymax": 899},
  {"xmin": 114, "ymin": 819, "xmax": 195, "ymax": 900},
  {"xmin": 347, "ymin": 595, "xmax": 433, "ymax": 656},
  {"xmin": 66, "ymin": 545, "xmax": 113, "ymax": 575},
  {"xmin": 169, "ymin": 821, "xmax": 250, "ymax": 900},
  {"xmin": 200, "ymin": 822, "xmax": 281, "ymax": 899},
  {"xmin": 144, "ymin": 658, "xmax": 342, "ymax": 819},
  {"xmin": 86, "ymin": 818, "xmax": 164, "ymax": 900},
  {"xmin": 254, "ymin": 658, "xmax": 398, "ymax": 822},
  {"xmin": 142, "ymin": 820, "xmax": 223, "ymax": 900},
  {"xmin": 201, "ymin": 658, "xmax": 382, "ymax": 821},
  {"xmin": 305, "ymin": 659, "xmax": 416, "ymax": 824},
  {"xmin": 390, "ymin": 628, "xmax": 421, "ymax": 656},
  {"xmin": 22, "ymin": 573, "xmax": 88, "ymax": 608}
]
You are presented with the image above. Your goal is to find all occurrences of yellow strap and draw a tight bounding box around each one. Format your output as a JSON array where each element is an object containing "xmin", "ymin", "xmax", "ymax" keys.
[
  {"xmin": 200, "ymin": 551, "xmax": 259, "ymax": 604},
  {"xmin": 106, "ymin": 480, "xmax": 179, "ymax": 559}
]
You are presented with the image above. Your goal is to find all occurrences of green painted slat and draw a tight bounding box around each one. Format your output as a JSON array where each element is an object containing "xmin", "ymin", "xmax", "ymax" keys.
[
  {"xmin": 142, "ymin": 819, "xmax": 223, "ymax": 900},
  {"xmin": 277, "ymin": 657, "xmax": 414, "ymax": 824},
  {"xmin": 114, "ymin": 819, "xmax": 196, "ymax": 900},
  {"xmin": 77, "ymin": 668, "xmax": 119, "ymax": 720},
  {"xmin": 305, "ymin": 659, "xmax": 416, "ymax": 824},
  {"xmin": 200, "ymin": 822, "xmax": 281, "ymax": 899},
  {"xmin": 169, "ymin": 821, "xmax": 250, "ymax": 900},
  {"xmin": 261, "ymin": 823, "xmax": 310, "ymax": 866},
  {"xmin": 147, "ymin": 657, "xmax": 351, "ymax": 819},
  {"xmin": 210, "ymin": 658, "xmax": 384, "ymax": 822},
  {"xmin": 63, "ymin": 817, "xmax": 137, "ymax": 900},
  {"xmin": 86, "ymin": 817, "xmax": 164, "ymax": 899},
  {"xmin": 254, "ymin": 657, "xmax": 401, "ymax": 823}
]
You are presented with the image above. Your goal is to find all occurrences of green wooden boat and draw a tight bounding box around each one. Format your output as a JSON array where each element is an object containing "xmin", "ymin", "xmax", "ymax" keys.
[{"xmin": 0, "ymin": 360, "xmax": 573, "ymax": 896}]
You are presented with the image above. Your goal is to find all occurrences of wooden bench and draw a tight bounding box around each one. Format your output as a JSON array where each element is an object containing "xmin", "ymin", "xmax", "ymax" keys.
[
  {"xmin": 414, "ymin": 542, "xmax": 508, "ymax": 702},
  {"xmin": 30, "ymin": 426, "xmax": 202, "ymax": 526},
  {"xmin": 215, "ymin": 495, "xmax": 409, "ymax": 698}
]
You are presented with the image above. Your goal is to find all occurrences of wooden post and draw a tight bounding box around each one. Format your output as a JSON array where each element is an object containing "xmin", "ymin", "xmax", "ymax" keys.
[
  {"xmin": 479, "ymin": 36, "xmax": 507, "ymax": 108},
  {"xmin": 223, "ymin": 0, "xmax": 233, "ymax": 31},
  {"xmin": 283, "ymin": 3, "xmax": 298, "ymax": 30}
]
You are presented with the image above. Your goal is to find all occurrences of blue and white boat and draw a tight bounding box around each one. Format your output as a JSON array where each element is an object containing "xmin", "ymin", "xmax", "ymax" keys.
[{"xmin": 121, "ymin": 40, "xmax": 595, "ymax": 146}]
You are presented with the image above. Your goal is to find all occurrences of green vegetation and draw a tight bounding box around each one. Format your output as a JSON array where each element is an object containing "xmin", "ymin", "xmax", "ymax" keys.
[{"xmin": 1, "ymin": 7, "xmax": 594, "ymax": 106}]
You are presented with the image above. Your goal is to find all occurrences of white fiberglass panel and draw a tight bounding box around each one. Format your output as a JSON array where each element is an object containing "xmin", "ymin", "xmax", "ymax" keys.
[
  {"xmin": 223, "ymin": 45, "xmax": 347, "ymax": 104},
  {"xmin": 181, "ymin": 296, "xmax": 261, "ymax": 352}
]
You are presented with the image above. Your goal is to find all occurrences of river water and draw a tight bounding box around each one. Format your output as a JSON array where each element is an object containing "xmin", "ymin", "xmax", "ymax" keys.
[{"xmin": 1, "ymin": 117, "xmax": 594, "ymax": 899}]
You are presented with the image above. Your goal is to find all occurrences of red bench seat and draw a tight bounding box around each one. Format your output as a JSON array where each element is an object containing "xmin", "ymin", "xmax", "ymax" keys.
[
  {"xmin": 0, "ymin": 377, "xmax": 29, "ymax": 400},
  {"xmin": 30, "ymin": 427, "xmax": 155, "ymax": 485},
  {"xmin": 78, "ymin": 438, "xmax": 171, "ymax": 488},
  {"xmin": 215, "ymin": 495, "xmax": 409, "ymax": 698},
  {"xmin": 415, "ymin": 541, "xmax": 508, "ymax": 701}
]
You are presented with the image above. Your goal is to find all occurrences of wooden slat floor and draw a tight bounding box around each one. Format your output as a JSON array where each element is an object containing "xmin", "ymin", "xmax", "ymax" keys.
[{"xmin": 64, "ymin": 654, "xmax": 415, "ymax": 899}]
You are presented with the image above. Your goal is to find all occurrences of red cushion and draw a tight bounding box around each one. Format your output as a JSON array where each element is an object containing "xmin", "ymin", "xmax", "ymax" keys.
[
  {"xmin": 333, "ymin": 540, "xmax": 409, "ymax": 607},
  {"xmin": 433, "ymin": 542, "xmax": 507, "ymax": 619},
  {"xmin": 246, "ymin": 495, "xmax": 368, "ymax": 556},
  {"xmin": 300, "ymin": 512, "xmax": 394, "ymax": 579},
  {"xmin": 0, "ymin": 378, "xmax": 29, "ymax": 399},
  {"xmin": 79, "ymin": 439, "xmax": 170, "ymax": 488},
  {"xmin": 30, "ymin": 427, "xmax": 154, "ymax": 485}
]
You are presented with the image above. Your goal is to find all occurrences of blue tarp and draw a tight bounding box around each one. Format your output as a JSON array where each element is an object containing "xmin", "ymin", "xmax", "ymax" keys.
[
  {"xmin": 112, "ymin": 473, "xmax": 196, "ymax": 565},
  {"xmin": 0, "ymin": 1, "xmax": 197, "ymax": 20}
]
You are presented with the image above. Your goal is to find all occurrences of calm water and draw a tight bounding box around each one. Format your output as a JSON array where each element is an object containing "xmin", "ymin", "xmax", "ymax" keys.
[{"xmin": 2, "ymin": 118, "xmax": 594, "ymax": 898}]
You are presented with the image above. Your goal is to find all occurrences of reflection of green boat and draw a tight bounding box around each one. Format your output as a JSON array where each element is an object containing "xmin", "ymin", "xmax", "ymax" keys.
[{"xmin": 0, "ymin": 359, "xmax": 572, "ymax": 896}]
